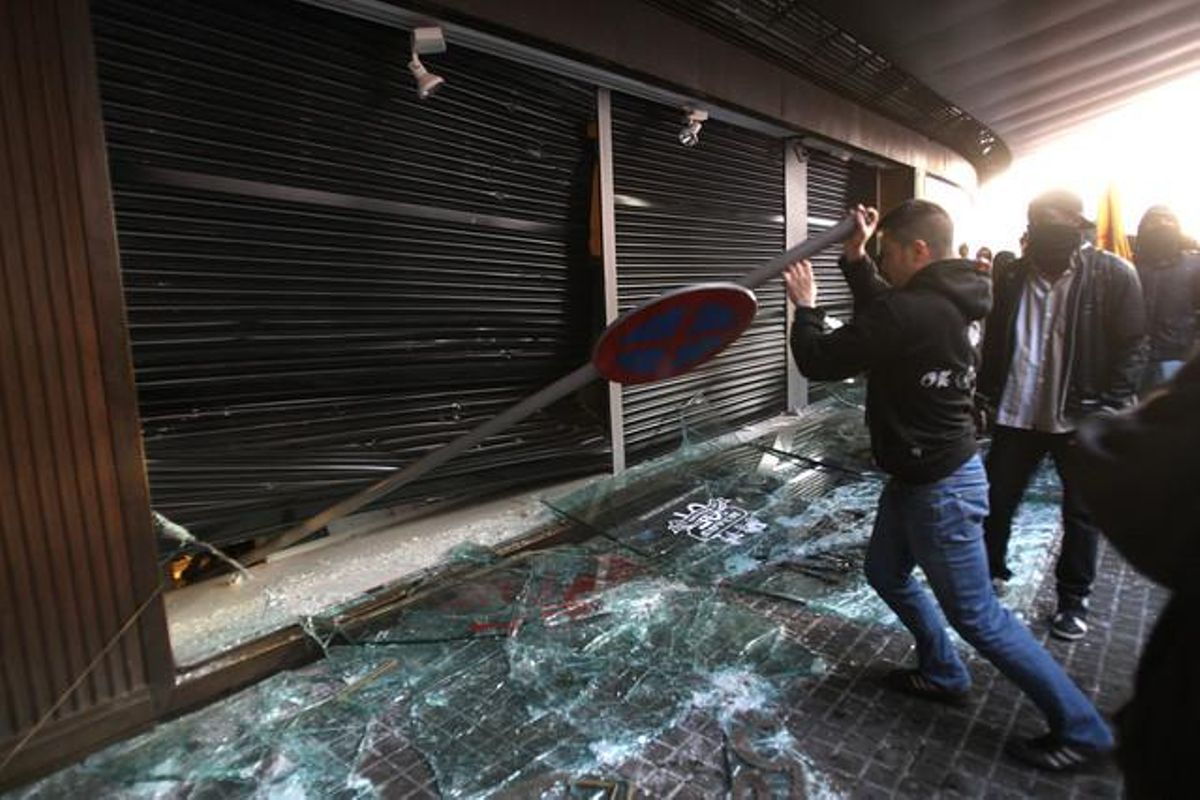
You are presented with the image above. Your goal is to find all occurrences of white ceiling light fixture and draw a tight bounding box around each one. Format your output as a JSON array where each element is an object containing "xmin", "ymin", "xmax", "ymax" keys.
[
  {"xmin": 409, "ymin": 26, "xmax": 446, "ymax": 100},
  {"xmin": 678, "ymin": 108, "xmax": 709, "ymax": 147}
]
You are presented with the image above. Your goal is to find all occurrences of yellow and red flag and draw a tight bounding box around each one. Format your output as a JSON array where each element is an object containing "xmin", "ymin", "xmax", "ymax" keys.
[{"xmin": 1095, "ymin": 183, "xmax": 1133, "ymax": 260}]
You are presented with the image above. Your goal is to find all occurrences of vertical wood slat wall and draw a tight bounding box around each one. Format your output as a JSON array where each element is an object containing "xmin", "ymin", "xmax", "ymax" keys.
[{"xmin": 0, "ymin": 0, "xmax": 173, "ymax": 786}]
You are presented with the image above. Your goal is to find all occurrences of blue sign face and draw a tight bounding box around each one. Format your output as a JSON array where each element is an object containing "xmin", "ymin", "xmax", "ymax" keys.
[{"xmin": 593, "ymin": 285, "xmax": 758, "ymax": 385}]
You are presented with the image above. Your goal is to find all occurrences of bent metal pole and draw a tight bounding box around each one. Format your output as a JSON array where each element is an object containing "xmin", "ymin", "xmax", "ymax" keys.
[
  {"xmin": 245, "ymin": 362, "xmax": 602, "ymax": 564},
  {"xmin": 736, "ymin": 214, "xmax": 856, "ymax": 290},
  {"xmin": 246, "ymin": 213, "xmax": 857, "ymax": 564}
]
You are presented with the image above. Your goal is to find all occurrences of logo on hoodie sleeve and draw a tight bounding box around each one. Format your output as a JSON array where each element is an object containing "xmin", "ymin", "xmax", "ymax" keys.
[{"xmin": 920, "ymin": 365, "xmax": 976, "ymax": 390}]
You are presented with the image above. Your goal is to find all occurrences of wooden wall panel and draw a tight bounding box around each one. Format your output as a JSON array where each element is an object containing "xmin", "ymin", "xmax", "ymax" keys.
[{"xmin": 0, "ymin": 0, "xmax": 173, "ymax": 786}]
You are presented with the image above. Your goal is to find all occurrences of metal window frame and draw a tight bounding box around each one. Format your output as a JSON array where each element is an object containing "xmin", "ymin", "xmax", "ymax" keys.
[
  {"xmin": 784, "ymin": 141, "xmax": 809, "ymax": 412},
  {"xmin": 596, "ymin": 88, "xmax": 624, "ymax": 474}
]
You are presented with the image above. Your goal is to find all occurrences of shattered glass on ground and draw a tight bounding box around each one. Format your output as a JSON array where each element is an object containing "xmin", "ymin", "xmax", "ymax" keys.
[
  {"xmin": 15, "ymin": 386, "xmax": 1068, "ymax": 798},
  {"xmin": 17, "ymin": 563, "xmax": 825, "ymax": 798}
]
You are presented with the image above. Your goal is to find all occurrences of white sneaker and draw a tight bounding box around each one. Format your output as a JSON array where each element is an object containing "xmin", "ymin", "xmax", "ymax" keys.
[{"xmin": 1050, "ymin": 609, "xmax": 1088, "ymax": 641}]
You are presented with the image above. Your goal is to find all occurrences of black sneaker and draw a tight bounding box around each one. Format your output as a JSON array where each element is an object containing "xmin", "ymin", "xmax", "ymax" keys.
[
  {"xmin": 881, "ymin": 668, "xmax": 971, "ymax": 707},
  {"xmin": 991, "ymin": 577, "xmax": 1009, "ymax": 598},
  {"xmin": 1006, "ymin": 734, "xmax": 1110, "ymax": 772},
  {"xmin": 1050, "ymin": 608, "xmax": 1088, "ymax": 641}
]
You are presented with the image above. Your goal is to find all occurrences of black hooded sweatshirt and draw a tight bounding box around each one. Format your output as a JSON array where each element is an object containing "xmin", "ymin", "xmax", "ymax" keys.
[
  {"xmin": 791, "ymin": 256, "xmax": 993, "ymax": 484},
  {"xmin": 1134, "ymin": 208, "xmax": 1200, "ymax": 362}
]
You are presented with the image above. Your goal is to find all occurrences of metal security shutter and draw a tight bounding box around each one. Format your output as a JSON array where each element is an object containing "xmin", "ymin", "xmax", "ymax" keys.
[
  {"xmin": 91, "ymin": 0, "xmax": 610, "ymax": 550},
  {"xmin": 806, "ymin": 150, "xmax": 880, "ymax": 320},
  {"xmin": 612, "ymin": 94, "xmax": 786, "ymax": 461}
]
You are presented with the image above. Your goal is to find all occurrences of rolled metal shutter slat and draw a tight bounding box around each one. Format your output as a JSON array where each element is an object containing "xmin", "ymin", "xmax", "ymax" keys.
[{"xmin": 612, "ymin": 95, "xmax": 787, "ymax": 461}]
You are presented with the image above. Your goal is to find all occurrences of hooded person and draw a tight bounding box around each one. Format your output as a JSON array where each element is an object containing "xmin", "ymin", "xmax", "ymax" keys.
[
  {"xmin": 784, "ymin": 199, "xmax": 1113, "ymax": 772},
  {"xmin": 1133, "ymin": 205, "xmax": 1200, "ymax": 389}
]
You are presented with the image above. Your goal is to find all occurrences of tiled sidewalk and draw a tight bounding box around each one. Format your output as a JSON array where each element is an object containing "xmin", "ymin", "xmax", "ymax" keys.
[
  {"xmin": 272, "ymin": 535, "xmax": 1165, "ymax": 800},
  {"xmin": 613, "ymin": 535, "xmax": 1166, "ymax": 799},
  {"xmin": 13, "ymin": 539, "xmax": 1164, "ymax": 799}
]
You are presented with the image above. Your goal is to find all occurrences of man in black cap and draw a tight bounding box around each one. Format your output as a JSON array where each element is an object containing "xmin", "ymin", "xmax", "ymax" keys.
[{"xmin": 977, "ymin": 189, "xmax": 1147, "ymax": 641}]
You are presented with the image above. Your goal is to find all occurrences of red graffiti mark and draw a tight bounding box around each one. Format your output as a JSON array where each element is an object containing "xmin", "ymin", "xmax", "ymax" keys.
[{"xmin": 461, "ymin": 555, "xmax": 649, "ymax": 635}]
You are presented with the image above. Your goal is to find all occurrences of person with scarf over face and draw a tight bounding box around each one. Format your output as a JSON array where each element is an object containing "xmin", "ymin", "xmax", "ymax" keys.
[
  {"xmin": 1133, "ymin": 205, "xmax": 1200, "ymax": 391},
  {"xmin": 976, "ymin": 190, "xmax": 1147, "ymax": 642}
]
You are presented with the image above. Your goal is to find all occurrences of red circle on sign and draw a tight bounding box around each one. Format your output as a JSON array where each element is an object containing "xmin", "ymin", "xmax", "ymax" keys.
[{"xmin": 592, "ymin": 283, "xmax": 758, "ymax": 385}]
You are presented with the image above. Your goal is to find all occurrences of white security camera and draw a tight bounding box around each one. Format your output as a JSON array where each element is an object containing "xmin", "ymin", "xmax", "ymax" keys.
[
  {"xmin": 678, "ymin": 108, "xmax": 708, "ymax": 147},
  {"xmin": 409, "ymin": 55, "xmax": 444, "ymax": 99},
  {"xmin": 409, "ymin": 26, "xmax": 447, "ymax": 100}
]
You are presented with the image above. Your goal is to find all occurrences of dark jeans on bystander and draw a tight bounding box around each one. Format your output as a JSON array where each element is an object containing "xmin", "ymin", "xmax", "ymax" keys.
[{"xmin": 983, "ymin": 425, "xmax": 1101, "ymax": 612}]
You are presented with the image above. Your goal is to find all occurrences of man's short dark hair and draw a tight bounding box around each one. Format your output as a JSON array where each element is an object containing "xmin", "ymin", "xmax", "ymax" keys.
[{"xmin": 879, "ymin": 199, "xmax": 955, "ymax": 259}]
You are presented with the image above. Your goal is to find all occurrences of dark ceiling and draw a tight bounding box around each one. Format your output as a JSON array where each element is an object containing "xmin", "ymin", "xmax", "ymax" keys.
[
  {"xmin": 646, "ymin": 0, "xmax": 1012, "ymax": 178},
  {"xmin": 802, "ymin": 0, "xmax": 1200, "ymax": 155},
  {"xmin": 646, "ymin": 0, "xmax": 1200, "ymax": 177}
]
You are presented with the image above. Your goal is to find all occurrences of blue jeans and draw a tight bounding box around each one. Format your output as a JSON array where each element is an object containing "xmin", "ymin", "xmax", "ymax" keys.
[{"xmin": 864, "ymin": 454, "xmax": 1113, "ymax": 749}]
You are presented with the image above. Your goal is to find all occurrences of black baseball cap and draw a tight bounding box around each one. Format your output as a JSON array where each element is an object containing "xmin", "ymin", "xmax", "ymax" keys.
[{"xmin": 1028, "ymin": 189, "xmax": 1093, "ymax": 228}]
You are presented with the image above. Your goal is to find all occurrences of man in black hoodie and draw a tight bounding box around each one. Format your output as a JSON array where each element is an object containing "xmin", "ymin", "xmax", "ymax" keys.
[{"xmin": 787, "ymin": 200, "xmax": 1113, "ymax": 771}]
